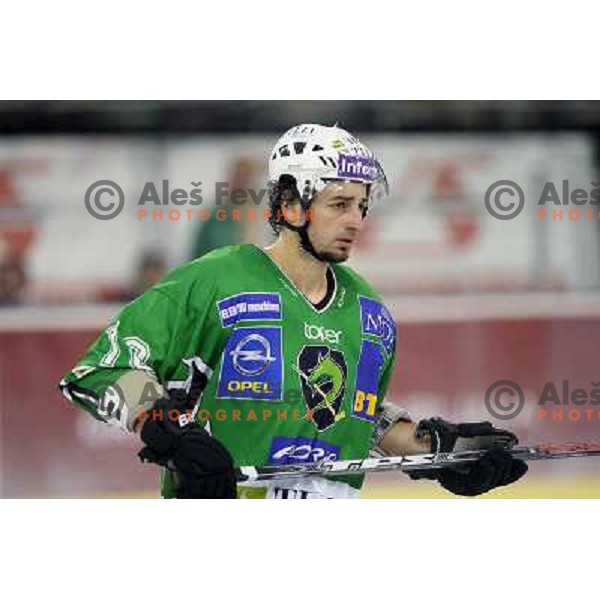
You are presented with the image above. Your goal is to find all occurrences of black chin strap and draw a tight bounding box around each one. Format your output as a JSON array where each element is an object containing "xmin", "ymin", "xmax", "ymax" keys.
[{"xmin": 280, "ymin": 219, "xmax": 325, "ymax": 262}]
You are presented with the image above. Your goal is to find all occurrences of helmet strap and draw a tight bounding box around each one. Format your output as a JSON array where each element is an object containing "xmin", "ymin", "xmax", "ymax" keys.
[
  {"xmin": 279, "ymin": 217, "xmax": 324, "ymax": 262},
  {"xmin": 275, "ymin": 177, "xmax": 327, "ymax": 262}
]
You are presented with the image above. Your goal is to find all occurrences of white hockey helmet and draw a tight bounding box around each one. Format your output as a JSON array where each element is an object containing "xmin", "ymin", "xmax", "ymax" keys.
[{"xmin": 268, "ymin": 123, "xmax": 388, "ymax": 204}]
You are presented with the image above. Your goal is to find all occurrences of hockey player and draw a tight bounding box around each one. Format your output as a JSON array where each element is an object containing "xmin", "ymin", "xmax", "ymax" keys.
[{"xmin": 60, "ymin": 124, "xmax": 527, "ymax": 499}]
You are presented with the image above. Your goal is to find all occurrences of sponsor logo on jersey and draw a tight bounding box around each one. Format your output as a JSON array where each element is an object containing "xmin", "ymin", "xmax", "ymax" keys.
[
  {"xmin": 352, "ymin": 339, "xmax": 385, "ymax": 424},
  {"xmin": 358, "ymin": 296, "xmax": 396, "ymax": 355},
  {"xmin": 226, "ymin": 380, "xmax": 274, "ymax": 394},
  {"xmin": 217, "ymin": 327, "xmax": 282, "ymax": 401},
  {"xmin": 268, "ymin": 436, "xmax": 340, "ymax": 466},
  {"xmin": 217, "ymin": 292, "xmax": 282, "ymax": 328},
  {"xmin": 303, "ymin": 322, "xmax": 342, "ymax": 344},
  {"xmin": 337, "ymin": 153, "xmax": 378, "ymax": 182},
  {"xmin": 230, "ymin": 332, "xmax": 276, "ymax": 376},
  {"xmin": 296, "ymin": 345, "xmax": 347, "ymax": 432}
]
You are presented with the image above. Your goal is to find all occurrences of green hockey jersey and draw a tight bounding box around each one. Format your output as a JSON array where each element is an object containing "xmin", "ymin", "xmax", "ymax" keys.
[{"xmin": 60, "ymin": 244, "xmax": 397, "ymax": 499}]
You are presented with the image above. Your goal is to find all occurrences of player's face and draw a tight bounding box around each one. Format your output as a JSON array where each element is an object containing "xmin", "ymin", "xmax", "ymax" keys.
[{"xmin": 308, "ymin": 181, "xmax": 369, "ymax": 263}]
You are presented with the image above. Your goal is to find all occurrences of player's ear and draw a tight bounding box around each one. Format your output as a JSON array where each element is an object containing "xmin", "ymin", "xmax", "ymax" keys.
[
  {"xmin": 280, "ymin": 187, "xmax": 298, "ymax": 211},
  {"xmin": 279, "ymin": 189, "xmax": 304, "ymax": 226}
]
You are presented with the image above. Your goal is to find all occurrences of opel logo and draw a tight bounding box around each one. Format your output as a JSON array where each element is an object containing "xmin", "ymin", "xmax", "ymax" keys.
[{"xmin": 230, "ymin": 333, "xmax": 275, "ymax": 376}]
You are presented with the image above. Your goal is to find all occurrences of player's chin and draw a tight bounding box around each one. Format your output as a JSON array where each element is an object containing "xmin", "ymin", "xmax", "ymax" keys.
[{"xmin": 320, "ymin": 247, "xmax": 351, "ymax": 264}]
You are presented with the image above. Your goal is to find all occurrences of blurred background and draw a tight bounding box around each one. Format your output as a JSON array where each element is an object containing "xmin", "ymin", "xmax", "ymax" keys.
[{"xmin": 1, "ymin": 100, "xmax": 599, "ymax": 498}]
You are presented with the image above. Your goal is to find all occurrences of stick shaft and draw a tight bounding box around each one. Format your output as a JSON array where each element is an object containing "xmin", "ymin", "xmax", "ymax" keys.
[{"xmin": 237, "ymin": 440, "xmax": 600, "ymax": 482}]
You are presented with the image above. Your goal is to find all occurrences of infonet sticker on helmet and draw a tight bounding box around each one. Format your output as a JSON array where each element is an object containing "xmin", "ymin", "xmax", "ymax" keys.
[{"xmin": 337, "ymin": 153, "xmax": 378, "ymax": 182}]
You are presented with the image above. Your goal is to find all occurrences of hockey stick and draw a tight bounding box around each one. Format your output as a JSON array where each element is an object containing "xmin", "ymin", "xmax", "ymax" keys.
[{"xmin": 236, "ymin": 440, "xmax": 600, "ymax": 483}]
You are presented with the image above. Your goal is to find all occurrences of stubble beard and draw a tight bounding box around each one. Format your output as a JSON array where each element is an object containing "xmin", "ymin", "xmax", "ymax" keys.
[{"xmin": 316, "ymin": 248, "xmax": 350, "ymax": 264}]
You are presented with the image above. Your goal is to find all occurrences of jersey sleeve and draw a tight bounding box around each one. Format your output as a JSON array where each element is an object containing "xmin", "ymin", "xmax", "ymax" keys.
[
  {"xmin": 377, "ymin": 304, "xmax": 397, "ymax": 403},
  {"xmin": 377, "ymin": 344, "xmax": 396, "ymax": 404},
  {"xmin": 59, "ymin": 263, "xmax": 219, "ymax": 429},
  {"xmin": 369, "ymin": 317, "xmax": 411, "ymax": 454}
]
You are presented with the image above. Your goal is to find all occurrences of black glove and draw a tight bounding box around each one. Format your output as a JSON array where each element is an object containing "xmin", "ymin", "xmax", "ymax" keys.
[
  {"xmin": 410, "ymin": 417, "xmax": 528, "ymax": 496},
  {"xmin": 138, "ymin": 393, "xmax": 237, "ymax": 499}
]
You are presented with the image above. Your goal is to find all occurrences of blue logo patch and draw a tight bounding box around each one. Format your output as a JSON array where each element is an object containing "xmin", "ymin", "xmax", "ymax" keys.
[
  {"xmin": 268, "ymin": 436, "xmax": 340, "ymax": 465},
  {"xmin": 217, "ymin": 293, "xmax": 281, "ymax": 328},
  {"xmin": 359, "ymin": 296, "xmax": 396, "ymax": 355},
  {"xmin": 217, "ymin": 327, "xmax": 282, "ymax": 401},
  {"xmin": 352, "ymin": 339, "xmax": 385, "ymax": 423},
  {"xmin": 337, "ymin": 153, "xmax": 378, "ymax": 182}
]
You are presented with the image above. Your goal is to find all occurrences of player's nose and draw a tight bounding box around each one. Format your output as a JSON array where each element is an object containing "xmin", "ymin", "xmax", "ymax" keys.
[{"xmin": 346, "ymin": 204, "xmax": 364, "ymax": 230}]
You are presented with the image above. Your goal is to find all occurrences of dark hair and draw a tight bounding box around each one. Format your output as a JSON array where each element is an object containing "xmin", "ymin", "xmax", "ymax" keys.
[{"xmin": 267, "ymin": 174, "xmax": 302, "ymax": 235}]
